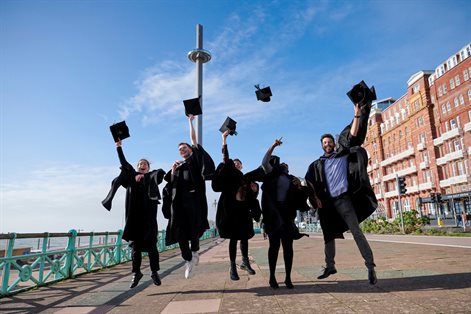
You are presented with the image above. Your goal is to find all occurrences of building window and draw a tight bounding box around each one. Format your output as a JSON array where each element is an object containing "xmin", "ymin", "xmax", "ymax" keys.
[
  {"xmin": 451, "ymin": 164, "xmax": 456, "ymax": 177},
  {"xmin": 465, "ymin": 69, "xmax": 470, "ymax": 81},
  {"xmin": 446, "ymin": 101, "xmax": 451, "ymax": 112},
  {"xmin": 445, "ymin": 121, "xmax": 449, "ymax": 132},
  {"xmin": 450, "ymin": 119, "xmax": 456, "ymax": 129},
  {"xmin": 413, "ymin": 84, "xmax": 420, "ymax": 94},
  {"xmin": 438, "ymin": 86, "xmax": 443, "ymax": 96},
  {"xmin": 454, "ymin": 139, "xmax": 460, "ymax": 151},
  {"xmin": 468, "ymin": 89, "xmax": 471, "ymax": 100},
  {"xmin": 459, "ymin": 94, "xmax": 464, "ymax": 105},
  {"xmin": 455, "ymin": 75, "xmax": 461, "ymax": 86},
  {"xmin": 450, "ymin": 78, "xmax": 455, "ymax": 89},
  {"xmin": 443, "ymin": 84, "xmax": 447, "ymax": 93},
  {"xmin": 454, "ymin": 97, "xmax": 459, "ymax": 107},
  {"xmin": 442, "ymin": 104, "xmax": 446, "ymax": 114},
  {"xmin": 404, "ymin": 199, "xmax": 411, "ymax": 211}
]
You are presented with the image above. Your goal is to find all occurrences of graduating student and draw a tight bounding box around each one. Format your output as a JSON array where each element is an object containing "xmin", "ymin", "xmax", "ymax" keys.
[
  {"xmin": 212, "ymin": 126, "xmax": 261, "ymax": 281},
  {"xmin": 305, "ymin": 97, "xmax": 378, "ymax": 285},
  {"xmin": 103, "ymin": 127, "xmax": 165, "ymax": 288},
  {"xmin": 162, "ymin": 112, "xmax": 215, "ymax": 279},
  {"xmin": 255, "ymin": 138, "xmax": 310, "ymax": 289}
]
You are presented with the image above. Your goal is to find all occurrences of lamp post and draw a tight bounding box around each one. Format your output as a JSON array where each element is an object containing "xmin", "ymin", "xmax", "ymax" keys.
[{"xmin": 187, "ymin": 24, "xmax": 211, "ymax": 145}]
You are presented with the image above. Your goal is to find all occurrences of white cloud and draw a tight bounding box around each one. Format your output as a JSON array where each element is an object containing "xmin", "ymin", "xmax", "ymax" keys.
[
  {"xmin": 1, "ymin": 165, "xmax": 126, "ymax": 233},
  {"xmin": 0, "ymin": 164, "xmax": 220, "ymax": 234}
]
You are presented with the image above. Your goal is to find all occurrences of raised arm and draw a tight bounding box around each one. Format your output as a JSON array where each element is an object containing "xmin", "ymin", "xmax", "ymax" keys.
[
  {"xmin": 115, "ymin": 140, "xmax": 133, "ymax": 171},
  {"xmin": 262, "ymin": 138, "xmax": 282, "ymax": 174},
  {"xmin": 350, "ymin": 103, "xmax": 362, "ymax": 137},
  {"xmin": 188, "ymin": 114, "xmax": 197, "ymax": 146},
  {"xmin": 222, "ymin": 130, "xmax": 229, "ymax": 163}
]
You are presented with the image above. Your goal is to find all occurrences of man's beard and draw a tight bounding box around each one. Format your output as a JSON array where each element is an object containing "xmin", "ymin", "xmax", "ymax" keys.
[{"xmin": 323, "ymin": 146, "xmax": 334, "ymax": 154}]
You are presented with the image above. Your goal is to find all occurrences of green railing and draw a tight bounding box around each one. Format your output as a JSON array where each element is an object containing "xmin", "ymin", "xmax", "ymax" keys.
[
  {"xmin": 302, "ymin": 222, "xmax": 322, "ymax": 233},
  {"xmin": 0, "ymin": 228, "xmax": 217, "ymax": 297}
]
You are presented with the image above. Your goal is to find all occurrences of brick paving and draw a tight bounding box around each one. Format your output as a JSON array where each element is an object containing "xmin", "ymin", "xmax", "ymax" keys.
[{"xmin": 1, "ymin": 233, "xmax": 470, "ymax": 313}]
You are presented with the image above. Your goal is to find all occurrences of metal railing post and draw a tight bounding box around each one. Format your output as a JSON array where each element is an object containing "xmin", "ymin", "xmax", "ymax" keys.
[
  {"xmin": 1, "ymin": 233, "xmax": 16, "ymax": 295},
  {"xmin": 65, "ymin": 229, "xmax": 77, "ymax": 278}
]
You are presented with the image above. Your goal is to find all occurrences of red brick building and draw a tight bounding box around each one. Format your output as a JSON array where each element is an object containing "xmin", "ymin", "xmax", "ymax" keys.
[{"xmin": 363, "ymin": 42, "xmax": 471, "ymax": 220}]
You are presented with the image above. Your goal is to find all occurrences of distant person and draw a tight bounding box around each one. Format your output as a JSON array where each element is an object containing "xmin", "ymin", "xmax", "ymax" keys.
[
  {"xmin": 305, "ymin": 102, "xmax": 378, "ymax": 285},
  {"xmin": 212, "ymin": 130, "xmax": 261, "ymax": 280},
  {"xmin": 456, "ymin": 213, "xmax": 462, "ymax": 227},
  {"xmin": 255, "ymin": 138, "xmax": 310, "ymax": 289},
  {"xmin": 103, "ymin": 140, "xmax": 165, "ymax": 288},
  {"xmin": 162, "ymin": 114, "xmax": 215, "ymax": 279},
  {"xmin": 462, "ymin": 212, "xmax": 468, "ymax": 231}
]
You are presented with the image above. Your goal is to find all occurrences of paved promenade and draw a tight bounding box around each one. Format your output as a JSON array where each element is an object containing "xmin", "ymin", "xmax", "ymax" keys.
[{"xmin": 1, "ymin": 233, "xmax": 471, "ymax": 313}]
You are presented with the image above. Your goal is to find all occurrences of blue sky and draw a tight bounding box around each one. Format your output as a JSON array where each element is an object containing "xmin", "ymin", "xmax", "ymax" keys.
[{"xmin": 1, "ymin": 0, "xmax": 470, "ymax": 233}]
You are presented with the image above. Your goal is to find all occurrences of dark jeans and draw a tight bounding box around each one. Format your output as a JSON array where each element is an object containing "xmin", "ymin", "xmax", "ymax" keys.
[
  {"xmin": 325, "ymin": 193, "xmax": 375, "ymax": 270},
  {"xmin": 131, "ymin": 241, "xmax": 160, "ymax": 274},
  {"xmin": 179, "ymin": 238, "xmax": 200, "ymax": 261}
]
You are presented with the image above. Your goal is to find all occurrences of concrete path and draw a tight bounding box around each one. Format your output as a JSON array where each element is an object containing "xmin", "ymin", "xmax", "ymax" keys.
[{"xmin": 1, "ymin": 233, "xmax": 470, "ymax": 313}]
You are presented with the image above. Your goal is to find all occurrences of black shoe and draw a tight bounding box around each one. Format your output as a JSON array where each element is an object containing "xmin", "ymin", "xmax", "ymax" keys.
[
  {"xmin": 284, "ymin": 280, "xmax": 294, "ymax": 289},
  {"xmin": 269, "ymin": 277, "xmax": 279, "ymax": 289},
  {"xmin": 229, "ymin": 266, "xmax": 240, "ymax": 281},
  {"xmin": 130, "ymin": 272, "xmax": 143, "ymax": 288},
  {"xmin": 368, "ymin": 268, "xmax": 377, "ymax": 285},
  {"xmin": 230, "ymin": 263, "xmax": 239, "ymax": 281},
  {"xmin": 317, "ymin": 266, "xmax": 337, "ymax": 279},
  {"xmin": 240, "ymin": 261, "xmax": 256, "ymax": 275},
  {"xmin": 151, "ymin": 272, "xmax": 161, "ymax": 286}
]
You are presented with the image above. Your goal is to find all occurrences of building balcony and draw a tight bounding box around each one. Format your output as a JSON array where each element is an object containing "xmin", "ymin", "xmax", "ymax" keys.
[
  {"xmin": 465, "ymin": 122, "xmax": 471, "ymax": 133},
  {"xmin": 436, "ymin": 149, "xmax": 464, "ymax": 165},
  {"xmin": 419, "ymin": 181, "xmax": 434, "ymax": 190},
  {"xmin": 419, "ymin": 160, "xmax": 429, "ymax": 169},
  {"xmin": 407, "ymin": 185, "xmax": 419, "ymax": 193},
  {"xmin": 382, "ymin": 166, "xmax": 418, "ymax": 182},
  {"xmin": 367, "ymin": 165, "xmax": 372, "ymax": 173},
  {"xmin": 433, "ymin": 137, "xmax": 444, "ymax": 146},
  {"xmin": 380, "ymin": 147, "xmax": 415, "ymax": 167},
  {"xmin": 439, "ymin": 174, "xmax": 469, "ymax": 188},
  {"xmin": 434, "ymin": 127, "xmax": 462, "ymax": 146},
  {"xmin": 384, "ymin": 190, "xmax": 398, "ymax": 198},
  {"xmin": 416, "ymin": 142, "xmax": 426, "ymax": 151}
]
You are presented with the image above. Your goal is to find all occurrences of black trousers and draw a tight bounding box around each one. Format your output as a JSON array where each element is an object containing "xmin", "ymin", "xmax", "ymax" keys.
[
  {"xmin": 131, "ymin": 241, "xmax": 160, "ymax": 274},
  {"xmin": 179, "ymin": 238, "xmax": 200, "ymax": 261}
]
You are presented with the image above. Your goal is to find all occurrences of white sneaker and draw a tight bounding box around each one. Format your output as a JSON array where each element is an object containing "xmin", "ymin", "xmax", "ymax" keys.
[
  {"xmin": 192, "ymin": 251, "xmax": 199, "ymax": 266},
  {"xmin": 184, "ymin": 260, "xmax": 194, "ymax": 279}
]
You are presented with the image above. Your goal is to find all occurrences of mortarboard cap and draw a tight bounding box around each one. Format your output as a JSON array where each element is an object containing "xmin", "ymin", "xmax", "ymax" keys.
[
  {"xmin": 109, "ymin": 121, "xmax": 130, "ymax": 142},
  {"xmin": 219, "ymin": 116, "xmax": 238, "ymax": 136},
  {"xmin": 346, "ymin": 80, "xmax": 377, "ymax": 107},
  {"xmin": 255, "ymin": 85, "xmax": 272, "ymax": 102},
  {"xmin": 183, "ymin": 97, "xmax": 202, "ymax": 116}
]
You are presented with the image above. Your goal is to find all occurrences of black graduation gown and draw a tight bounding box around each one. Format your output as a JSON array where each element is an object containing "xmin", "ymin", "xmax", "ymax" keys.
[
  {"xmin": 162, "ymin": 144, "xmax": 215, "ymax": 246},
  {"xmin": 211, "ymin": 148, "xmax": 261, "ymax": 240},
  {"xmin": 104, "ymin": 146, "xmax": 165, "ymax": 251},
  {"xmin": 257, "ymin": 165, "xmax": 310, "ymax": 239},
  {"xmin": 305, "ymin": 104, "xmax": 377, "ymax": 243}
]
